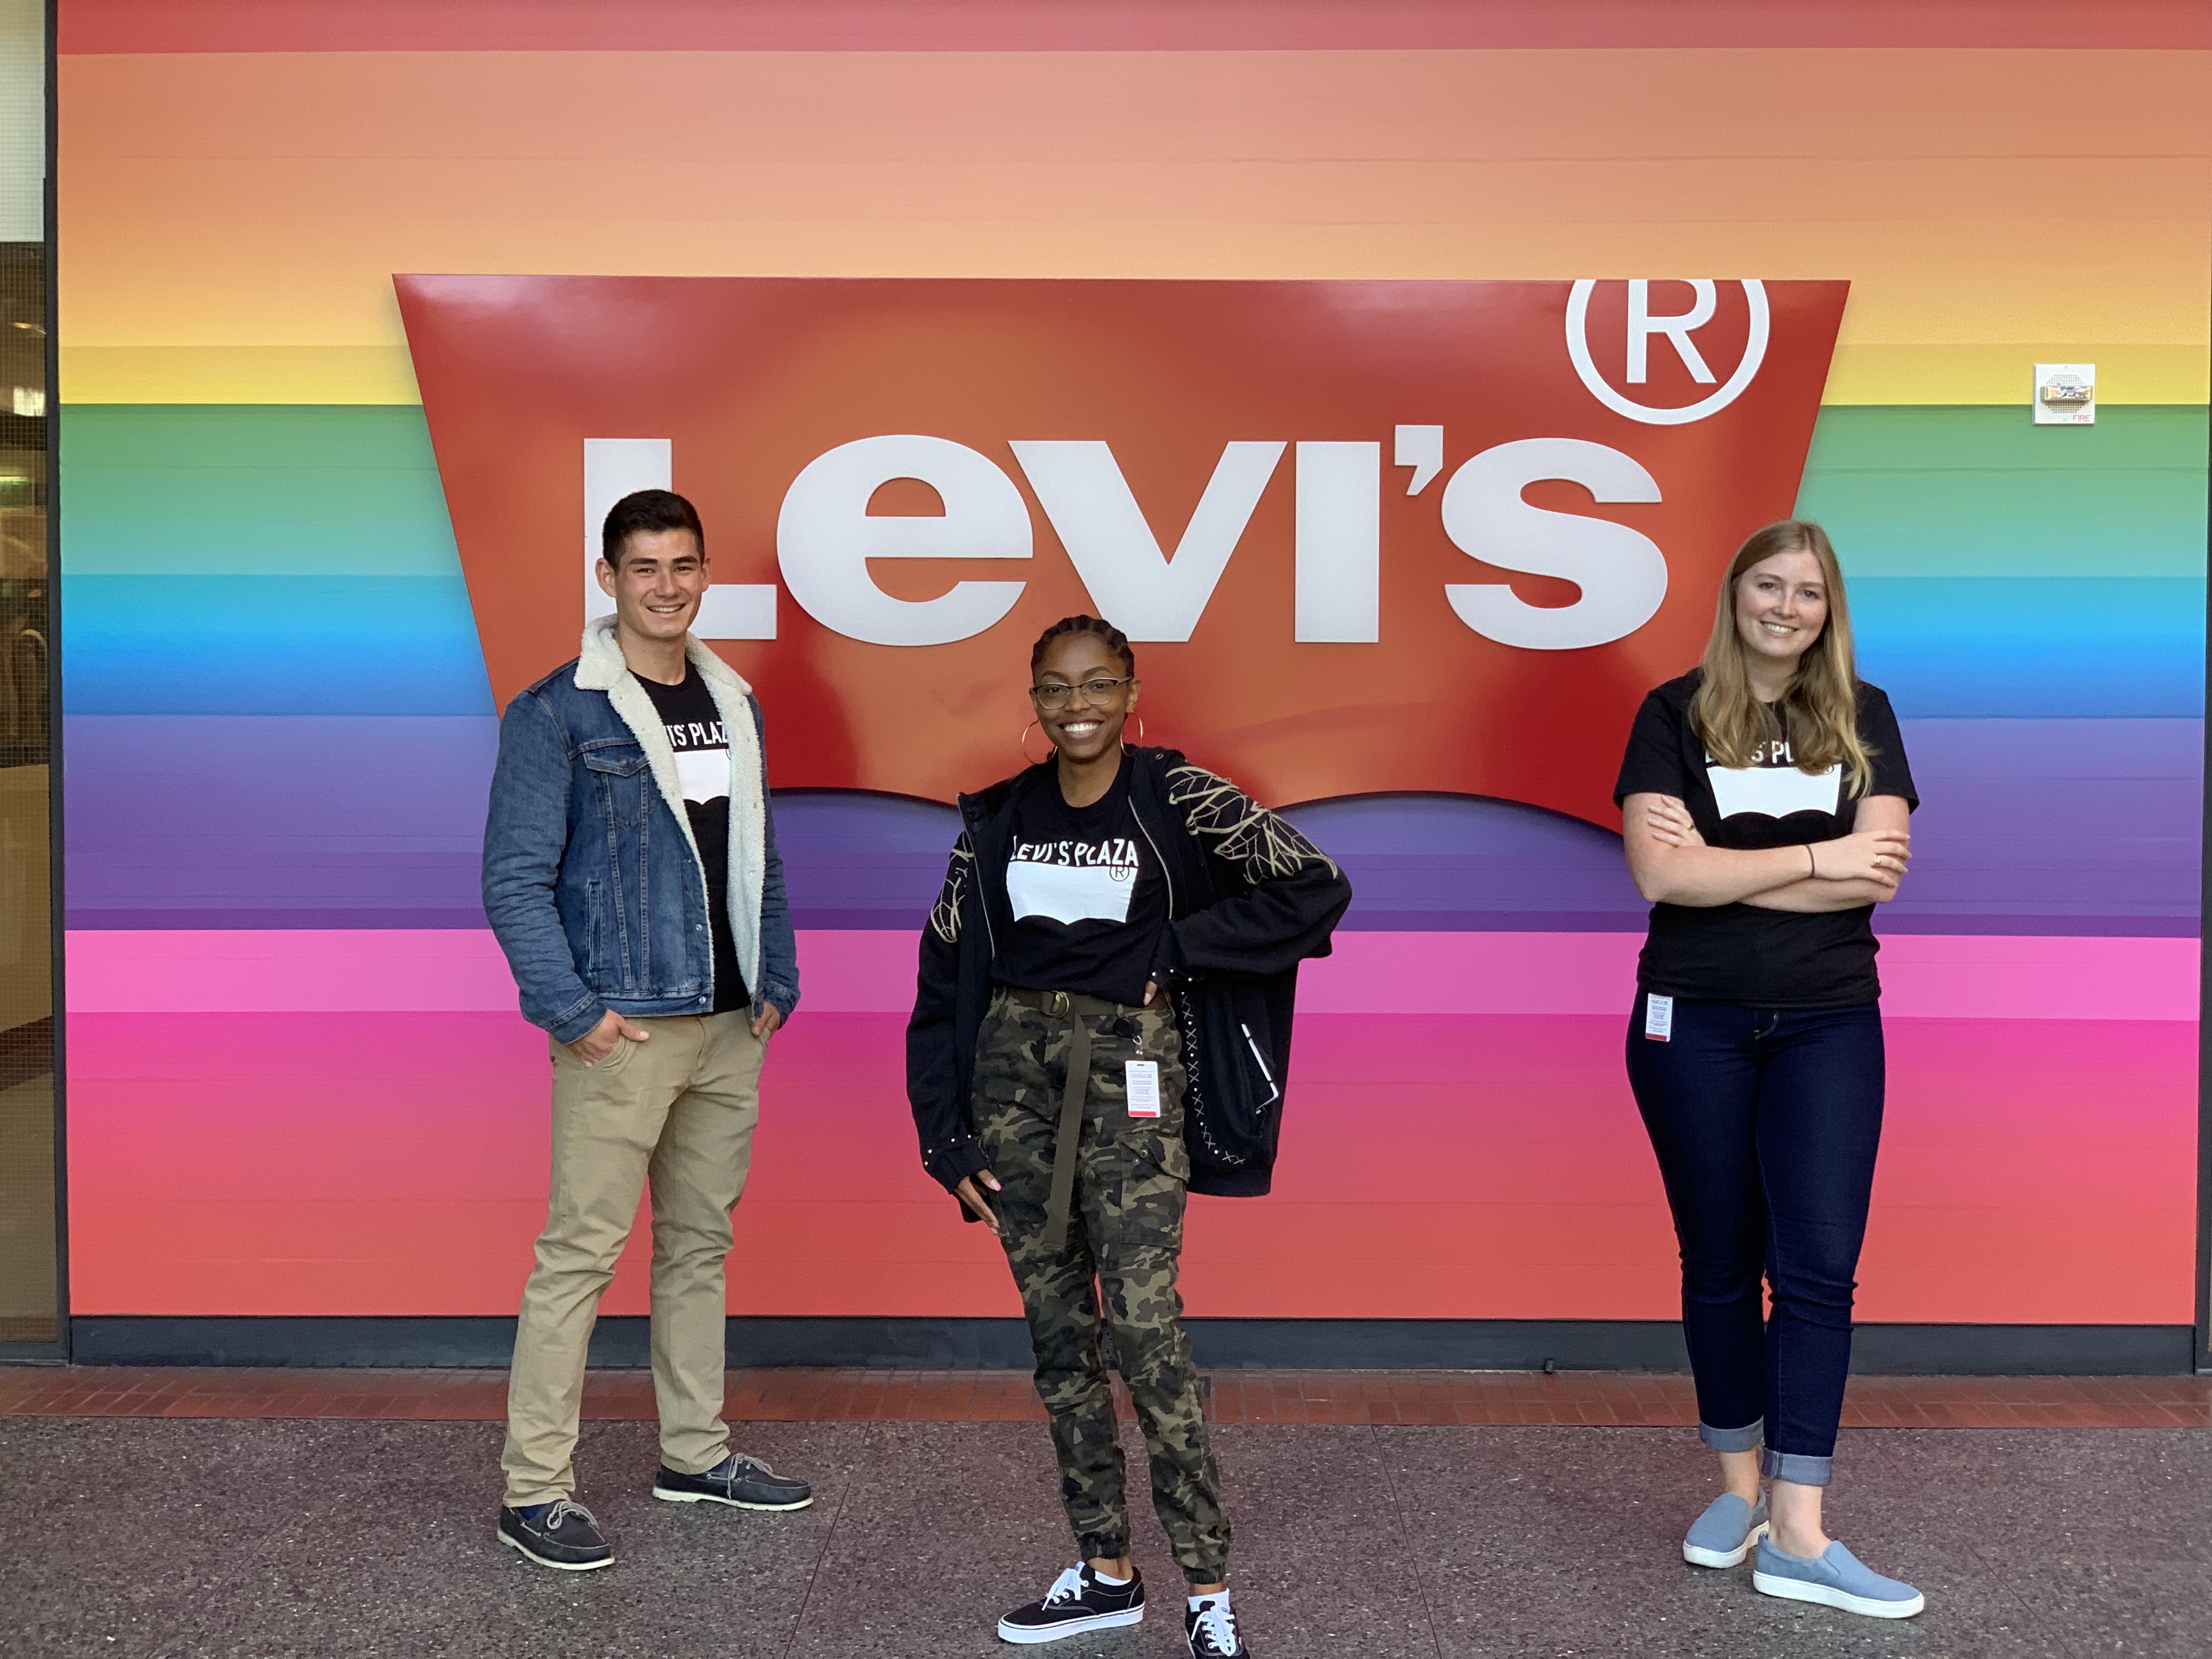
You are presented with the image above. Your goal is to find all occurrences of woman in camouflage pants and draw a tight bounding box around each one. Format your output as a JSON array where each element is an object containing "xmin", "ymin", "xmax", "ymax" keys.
[{"xmin": 908, "ymin": 616, "xmax": 1350, "ymax": 1658}]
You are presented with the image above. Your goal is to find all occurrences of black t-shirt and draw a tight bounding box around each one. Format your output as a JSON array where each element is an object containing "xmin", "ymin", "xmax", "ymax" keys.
[
  {"xmin": 1612, "ymin": 671, "xmax": 1917, "ymax": 1008},
  {"xmin": 640, "ymin": 665, "xmax": 748, "ymax": 1014},
  {"xmin": 992, "ymin": 759, "xmax": 1169, "ymax": 1007}
]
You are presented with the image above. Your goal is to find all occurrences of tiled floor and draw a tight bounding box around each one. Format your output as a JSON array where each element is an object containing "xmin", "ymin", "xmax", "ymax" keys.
[
  {"xmin": 4, "ymin": 1413, "xmax": 2209, "ymax": 1658},
  {"xmin": 3, "ymin": 1363, "xmax": 2208, "ymax": 1426}
]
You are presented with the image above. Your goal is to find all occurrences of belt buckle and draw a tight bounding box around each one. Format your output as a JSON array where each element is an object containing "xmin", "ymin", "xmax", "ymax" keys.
[{"xmin": 1049, "ymin": 990, "xmax": 1069, "ymax": 1017}]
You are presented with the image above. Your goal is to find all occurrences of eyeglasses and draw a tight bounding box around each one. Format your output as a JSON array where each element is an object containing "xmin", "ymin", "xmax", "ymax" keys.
[{"xmin": 1030, "ymin": 676, "xmax": 1133, "ymax": 710}]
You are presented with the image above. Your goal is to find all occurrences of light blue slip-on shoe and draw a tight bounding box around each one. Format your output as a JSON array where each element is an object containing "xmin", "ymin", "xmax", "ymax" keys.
[
  {"xmin": 1752, "ymin": 1538, "xmax": 1925, "ymax": 1618},
  {"xmin": 1683, "ymin": 1492, "xmax": 1769, "ymax": 1567}
]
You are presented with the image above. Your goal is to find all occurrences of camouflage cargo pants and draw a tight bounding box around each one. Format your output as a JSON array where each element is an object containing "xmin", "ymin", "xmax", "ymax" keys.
[{"xmin": 972, "ymin": 985, "xmax": 1231, "ymax": 1583}]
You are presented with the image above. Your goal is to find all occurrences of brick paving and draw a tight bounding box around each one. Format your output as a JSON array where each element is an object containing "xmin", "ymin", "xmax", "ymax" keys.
[{"xmin": 2, "ymin": 1363, "xmax": 2205, "ymax": 1426}]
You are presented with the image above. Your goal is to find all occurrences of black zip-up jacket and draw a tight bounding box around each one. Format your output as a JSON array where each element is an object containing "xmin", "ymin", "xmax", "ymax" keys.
[{"xmin": 908, "ymin": 747, "xmax": 1352, "ymax": 1199}]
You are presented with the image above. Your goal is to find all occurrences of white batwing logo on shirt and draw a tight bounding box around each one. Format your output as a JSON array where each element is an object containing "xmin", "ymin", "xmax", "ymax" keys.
[
  {"xmin": 1007, "ymin": 860, "xmax": 1137, "ymax": 927},
  {"xmin": 672, "ymin": 748, "xmax": 729, "ymax": 805},
  {"xmin": 1707, "ymin": 759, "xmax": 1841, "ymax": 820}
]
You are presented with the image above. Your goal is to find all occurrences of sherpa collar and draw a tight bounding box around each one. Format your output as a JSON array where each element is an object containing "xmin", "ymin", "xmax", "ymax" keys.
[{"xmin": 573, "ymin": 614, "xmax": 753, "ymax": 699}]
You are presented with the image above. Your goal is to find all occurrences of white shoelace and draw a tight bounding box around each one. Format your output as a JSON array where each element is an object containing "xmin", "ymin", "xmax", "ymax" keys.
[
  {"xmin": 1042, "ymin": 1565, "xmax": 1089, "ymax": 1606},
  {"xmin": 1191, "ymin": 1597, "xmax": 1238, "ymax": 1654},
  {"xmin": 543, "ymin": 1499, "xmax": 596, "ymax": 1532}
]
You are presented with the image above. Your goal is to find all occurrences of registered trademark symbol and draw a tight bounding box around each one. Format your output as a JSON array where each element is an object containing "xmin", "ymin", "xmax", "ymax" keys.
[{"xmin": 1565, "ymin": 279, "xmax": 1770, "ymax": 426}]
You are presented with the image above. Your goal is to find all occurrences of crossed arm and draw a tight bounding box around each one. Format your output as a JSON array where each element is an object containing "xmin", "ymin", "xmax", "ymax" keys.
[{"xmin": 1621, "ymin": 791, "xmax": 1912, "ymax": 911}]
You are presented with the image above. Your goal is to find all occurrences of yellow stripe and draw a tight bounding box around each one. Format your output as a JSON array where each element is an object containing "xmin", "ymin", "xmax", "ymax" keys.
[
  {"xmin": 1822, "ymin": 343, "xmax": 2208, "ymax": 406},
  {"xmin": 61, "ymin": 345, "xmax": 422, "ymax": 405},
  {"xmin": 63, "ymin": 340, "xmax": 2208, "ymax": 408}
]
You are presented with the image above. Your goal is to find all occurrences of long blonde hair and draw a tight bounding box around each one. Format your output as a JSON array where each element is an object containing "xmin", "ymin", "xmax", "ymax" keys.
[{"xmin": 1689, "ymin": 520, "xmax": 1873, "ymax": 797}]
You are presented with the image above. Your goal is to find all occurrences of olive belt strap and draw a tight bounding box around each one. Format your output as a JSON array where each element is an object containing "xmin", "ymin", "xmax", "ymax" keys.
[{"xmin": 999, "ymin": 985, "xmax": 1139, "ymax": 1250}]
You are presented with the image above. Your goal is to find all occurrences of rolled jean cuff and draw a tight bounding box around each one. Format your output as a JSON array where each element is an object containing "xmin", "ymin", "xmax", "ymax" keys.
[
  {"xmin": 1698, "ymin": 1418, "xmax": 1763, "ymax": 1454},
  {"xmin": 1762, "ymin": 1448, "xmax": 1833, "ymax": 1487}
]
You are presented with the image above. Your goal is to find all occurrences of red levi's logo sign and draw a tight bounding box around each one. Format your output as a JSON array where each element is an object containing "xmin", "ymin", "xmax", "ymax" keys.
[{"xmin": 397, "ymin": 276, "xmax": 1846, "ymax": 825}]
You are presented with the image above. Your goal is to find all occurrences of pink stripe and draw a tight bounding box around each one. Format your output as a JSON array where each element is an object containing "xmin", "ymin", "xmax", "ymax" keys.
[
  {"xmin": 1302, "ymin": 932, "xmax": 1641, "ymax": 1016},
  {"xmin": 1301, "ymin": 932, "xmax": 2203, "ymax": 1023},
  {"xmin": 61, "ymin": 928, "xmax": 926, "ymax": 1016},
  {"xmin": 66, "ymin": 929, "xmax": 520, "ymax": 1014},
  {"xmin": 63, "ymin": 0, "xmax": 2212, "ymax": 54},
  {"xmin": 63, "ymin": 928, "xmax": 2200, "ymax": 1022},
  {"xmin": 1871, "ymin": 934, "xmax": 2199, "ymax": 1023}
]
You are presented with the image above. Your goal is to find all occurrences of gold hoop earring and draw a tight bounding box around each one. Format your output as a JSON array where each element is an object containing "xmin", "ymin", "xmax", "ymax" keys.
[
  {"xmin": 1020, "ymin": 721, "xmax": 1052, "ymax": 765},
  {"xmin": 1128, "ymin": 715, "xmax": 1146, "ymax": 746}
]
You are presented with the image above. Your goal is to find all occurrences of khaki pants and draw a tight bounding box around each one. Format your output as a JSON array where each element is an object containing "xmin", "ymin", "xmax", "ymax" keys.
[{"xmin": 501, "ymin": 1011, "xmax": 766, "ymax": 1506}]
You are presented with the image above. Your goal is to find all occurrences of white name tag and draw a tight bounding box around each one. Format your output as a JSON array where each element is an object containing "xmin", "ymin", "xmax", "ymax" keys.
[
  {"xmin": 1125, "ymin": 1060, "xmax": 1162, "ymax": 1118},
  {"xmin": 1644, "ymin": 995, "xmax": 1674, "ymax": 1042}
]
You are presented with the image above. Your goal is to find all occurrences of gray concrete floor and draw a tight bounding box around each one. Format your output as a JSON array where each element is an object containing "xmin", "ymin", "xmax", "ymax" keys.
[{"xmin": 1, "ymin": 1417, "xmax": 2205, "ymax": 1657}]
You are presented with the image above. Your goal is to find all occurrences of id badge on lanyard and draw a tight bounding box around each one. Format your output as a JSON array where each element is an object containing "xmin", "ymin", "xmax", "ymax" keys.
[{"xmin": 1125, "ymin": 1060, "xmax": 1162, "ymax": 1117}]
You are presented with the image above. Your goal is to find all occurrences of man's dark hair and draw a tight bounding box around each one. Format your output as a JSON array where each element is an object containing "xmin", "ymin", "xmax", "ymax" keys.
[
  {"xmin": 601, "ymin": 489, "xmax": 705, "ymax": 569},
  {"xmin": 1030, "ymin": 614, "xmax": 1136, "ymax": 678}
]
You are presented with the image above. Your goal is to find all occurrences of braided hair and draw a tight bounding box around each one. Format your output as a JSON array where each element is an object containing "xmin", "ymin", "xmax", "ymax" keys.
[{"xmin": 1030, "ymin": 614, "xmax": 1136, "ymax": 678}]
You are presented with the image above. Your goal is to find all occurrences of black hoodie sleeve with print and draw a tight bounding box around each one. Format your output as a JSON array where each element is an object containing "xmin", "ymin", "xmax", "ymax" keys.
[
  {"xmin": 1156, "ymin": 762, "xmax": 1351, "ymax": 979},
  {"xmin": 908, "ymin": 831, "xmax": 994, "ymax": 1193}
]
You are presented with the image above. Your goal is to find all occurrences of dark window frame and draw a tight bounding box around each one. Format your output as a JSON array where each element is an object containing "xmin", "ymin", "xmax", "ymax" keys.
[{"xmin": 0, "ymin": 0, "xmax": 59, "ymax": 1364}]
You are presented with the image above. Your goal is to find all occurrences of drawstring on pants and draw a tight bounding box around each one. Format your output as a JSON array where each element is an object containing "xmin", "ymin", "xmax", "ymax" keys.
[{"xmin": 999, "ymin": 985, "xmax": 1156, "ymax": 1249}]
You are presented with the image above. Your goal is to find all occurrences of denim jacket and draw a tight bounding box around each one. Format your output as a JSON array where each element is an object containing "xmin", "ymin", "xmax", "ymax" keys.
[{"xmin": 482, "ymin": 618, "xmax": 799, "ymax": 1044}]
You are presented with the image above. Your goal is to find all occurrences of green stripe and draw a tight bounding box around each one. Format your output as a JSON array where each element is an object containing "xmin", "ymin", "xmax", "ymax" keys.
[
  {"xmin": 59, "ymin": 402, "xmax": 2210, "ymax": 583},
  {"xmin": 60, "ymin": 405, "xmax": 460, "ymax": 577},
  {"xmin": 1796, "ymin": 405, "xmax": 2208, "ymax": 578}
]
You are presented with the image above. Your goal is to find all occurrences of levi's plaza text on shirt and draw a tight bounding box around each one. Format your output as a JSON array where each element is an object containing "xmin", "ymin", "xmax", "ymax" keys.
[
  {"xmin": 992, "ymin": 756, "xmax": 1168, "ymax": 1007},
  {"xmin": 639, "ymin": 665, "xmax": 748, "ymax": 1013}
]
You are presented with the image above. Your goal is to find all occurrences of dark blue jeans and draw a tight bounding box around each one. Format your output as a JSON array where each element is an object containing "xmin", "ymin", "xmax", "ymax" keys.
[{"xmin": 1624, "ymin": 993, "xmax": 1886, "ymax": 1486}]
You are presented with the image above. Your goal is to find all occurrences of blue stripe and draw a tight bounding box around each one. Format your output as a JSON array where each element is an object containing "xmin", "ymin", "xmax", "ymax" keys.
[
  {"xmin": 1853, "ymin": 577, "xmax": 2205, "ymax": 718},
  {"xmin": 61, "ymin": 574, "xmax": 2201, "ymax": 719},
  {"xmin": 61, "ymin": 576, "xmax": 494, "ymax": 715}
]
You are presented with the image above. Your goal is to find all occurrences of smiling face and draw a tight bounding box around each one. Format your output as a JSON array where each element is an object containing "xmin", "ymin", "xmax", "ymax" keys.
[
  {"xmin": 1031, "ymin": 631, "xmax": 1139, "ymax": 765},
  {"xmin": 1732, "ymin": 548, "xmax": 1829, "ymax": 680},
  {"xmin": 598, "ymin": 528, "xmax": 709, "ymax": 643}
]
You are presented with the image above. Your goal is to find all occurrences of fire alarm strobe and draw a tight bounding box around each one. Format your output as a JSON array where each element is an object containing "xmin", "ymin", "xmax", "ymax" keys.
[{"xmin": 2033, "ymin": 362, "xmax": 2095, "ymax": 425}]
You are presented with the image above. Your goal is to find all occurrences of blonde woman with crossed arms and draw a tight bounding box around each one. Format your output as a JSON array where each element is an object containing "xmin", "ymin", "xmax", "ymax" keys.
[{"xmin": 1614, "ymin": 520, "xmax": 1924, "ymax": 1619}]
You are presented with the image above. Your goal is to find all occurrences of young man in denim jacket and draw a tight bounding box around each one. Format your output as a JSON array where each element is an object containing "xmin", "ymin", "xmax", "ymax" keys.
[{"xmin": 482, "ymin": 489, "xmax": 805, "ymax": 1571}]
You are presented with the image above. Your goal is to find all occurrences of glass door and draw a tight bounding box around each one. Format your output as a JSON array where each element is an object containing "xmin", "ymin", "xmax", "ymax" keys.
[{"xmin": 0, "ymin": 0, "xmax": 54, "ymax": 1358}]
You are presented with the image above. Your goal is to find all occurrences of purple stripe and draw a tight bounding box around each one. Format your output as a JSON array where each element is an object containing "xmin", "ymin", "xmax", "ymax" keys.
[
  {"xmin": 65, "ymin": 714, "xmax": 498, "ymax": 928},
  {"xmin": 62, "ymin": 715, "xmax": 2201, "ymax": 936},
  {"xmin": 1882, "ymin": 719, "xmax": 2200, "ymax": 934}
]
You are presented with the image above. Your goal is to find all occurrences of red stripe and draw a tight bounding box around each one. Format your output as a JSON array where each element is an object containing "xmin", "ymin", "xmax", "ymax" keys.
[
  {"xmin": 60, "ymin": 0, "xmax": 2212, "ymax": 55},
  {"xmin": 64, "ymin": 1011, "xmax": 2198, "ymax": 1322}
]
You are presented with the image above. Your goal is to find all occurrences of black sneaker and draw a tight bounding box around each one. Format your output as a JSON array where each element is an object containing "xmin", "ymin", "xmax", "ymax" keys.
[
  {"xmin": 653, "ymin": 1452, "xmax": 813, "ymax": 1511},
  {"xmin": 1186, "ymin": 1594, "xmax": 1249, "ymax": 1657},
  {"xmin": 497, "ymin": 1499, "xmax": 613, "ymax": 1571},
  {"xmin": 997, "ymin": 1563, "xmax": 1146, "ymax": 1644}
]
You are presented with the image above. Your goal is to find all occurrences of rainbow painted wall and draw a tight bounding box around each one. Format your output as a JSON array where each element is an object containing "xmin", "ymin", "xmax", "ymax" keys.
[{"xmin": 57, "ymin": 3, "xmax": 2210, "ymax": 1333}]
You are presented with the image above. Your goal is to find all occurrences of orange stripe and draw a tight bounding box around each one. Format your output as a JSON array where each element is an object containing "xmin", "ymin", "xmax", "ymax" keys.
[
  {"xmin": 63, "ymin": 155, "xmax": 2209, "ymax": 231},
  {"xmin": 63, "ymin": 48, "xmax": 2212, "ymax": 165},
  {"xmin": 57, "ymin": 49, "xmax": 2212, "ymax": 367},
  {"xmin": 58, "ymin": 206, "xmax": 2210, "ymax": 334}
]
